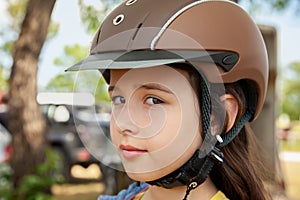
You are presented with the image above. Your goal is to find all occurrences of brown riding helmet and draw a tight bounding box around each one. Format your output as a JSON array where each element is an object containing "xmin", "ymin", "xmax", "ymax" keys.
[{"xmin": 67, "ymin": 0, "xmax": 268, "ymax": 121}]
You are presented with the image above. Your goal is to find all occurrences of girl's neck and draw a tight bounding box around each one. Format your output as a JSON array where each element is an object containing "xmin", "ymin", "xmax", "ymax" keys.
[{"xmin": 142, "ymin": 178, "xmax": 218, "ymax": 200}]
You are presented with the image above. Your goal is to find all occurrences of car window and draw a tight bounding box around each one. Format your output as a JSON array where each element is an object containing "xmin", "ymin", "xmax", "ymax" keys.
[{"xmin": 0, "ymin": 124, "xmax": 11, "ymax": 143}]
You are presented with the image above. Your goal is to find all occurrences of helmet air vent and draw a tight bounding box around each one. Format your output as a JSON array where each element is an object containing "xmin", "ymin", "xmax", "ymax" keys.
[
  {"xmin": 132, "ymin": 23, "xmax": 143, "ymax": 40},
  {"xmin": 113, "ymin": 14, "xmax": 125, "ymax": 26},
  {"xmin": 126, "ymin": 0, "xmax": 137, "ymax": 6}
]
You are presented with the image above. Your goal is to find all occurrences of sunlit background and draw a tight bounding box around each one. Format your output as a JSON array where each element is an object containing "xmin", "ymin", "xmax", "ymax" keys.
[{"xmin": 1, "ymin": 0, "xmax": 300, "ymax": 200}]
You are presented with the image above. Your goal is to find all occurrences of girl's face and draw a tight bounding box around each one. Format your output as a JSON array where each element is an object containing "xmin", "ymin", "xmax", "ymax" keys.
[{"xmin": 109, "ymin": 66, "xmax": 202, "ymax": 181}]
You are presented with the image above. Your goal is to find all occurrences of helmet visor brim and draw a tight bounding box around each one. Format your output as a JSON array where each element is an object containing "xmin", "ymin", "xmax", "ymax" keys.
[{"xmin": 66, "ymin": 50, "xmax": 238, "ymax": 72}]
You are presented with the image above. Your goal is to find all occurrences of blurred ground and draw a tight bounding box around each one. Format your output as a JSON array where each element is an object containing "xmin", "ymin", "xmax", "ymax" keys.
[
  {"xmin": 281, "ymin": 160, "xmax": 300, "ymax": 200},
  {"xmin": 276, "ymin": 125, "xmax": 300, "ymax": 200},
  {"xmin": 51, "ymin": 129, "xmax": 300, "ymax": 200},
  {"xmin": 51, "ymin": 158, "xmax": 300, "ymax": 200},
  {"xmin": 51, "ymin": 163, "xmax": 104, "ymax": 200},
  {"xmin": 279, "ymin": 129, "xmax": 300, "ymax": 200},
  {"xmin": 52, "ymin": 182, "xmax": 104, "ymax": 200}
]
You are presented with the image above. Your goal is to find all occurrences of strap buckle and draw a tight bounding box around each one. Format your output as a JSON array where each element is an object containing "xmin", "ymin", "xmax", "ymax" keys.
[{"xmin": 209, "ymin": 146, "xmax": 224, "ymax": 163}]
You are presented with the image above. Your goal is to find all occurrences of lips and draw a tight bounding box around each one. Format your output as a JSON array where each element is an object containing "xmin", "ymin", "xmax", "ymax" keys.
[{"xmin": 120, "ymin": 144, "xmax": 147, "ymax": 159}]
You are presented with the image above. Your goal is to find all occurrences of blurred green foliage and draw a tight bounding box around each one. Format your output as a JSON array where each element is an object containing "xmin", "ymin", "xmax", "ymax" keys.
[
  {"xmin": 0, "ymin": 0, "xmax": 59, "ymax": 93},
  {"xmin": 0, "ymin": 68, "xmax": 8, "ymax": 91},
  {"xmin": 0, "ymin": 149, "xmax": 64, "ymax": 200},
  {"xmin": 280, "ymin": 140, "xmax": 300, "ymax": 152},
  {"xmin": 240, "ymin": 0, "xmax": 299, "ymax": 15},
  {"xmin": 45, "ymin": 0, "xmax": 122, "ymax": 102},
  {"xmin": 53, "ymin": 44, "xmax": 89, "ymax": 67},
  {"xmin": 47, "ymin": 44, "xmax": 110, "ymax": 102},
  {"xmin": 0, "ymin": 0, "xmax": 299, "ymax": 110},
  {"xmin": 278, "ymin": 62, "xmax": 300, "ymax": 120}
]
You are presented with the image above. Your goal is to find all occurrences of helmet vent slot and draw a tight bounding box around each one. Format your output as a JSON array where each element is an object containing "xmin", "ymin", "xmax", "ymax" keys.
[
  {"xmin": 132, "ymin": 23, "xmax": 143, "ymax": 40},
  {"xmin": 113, "ymin": 14, "xmax": 125, "ymax": 26},
  {"xmin": 126, "ymin": 0, "xmax": 137, "ymax": 6}
]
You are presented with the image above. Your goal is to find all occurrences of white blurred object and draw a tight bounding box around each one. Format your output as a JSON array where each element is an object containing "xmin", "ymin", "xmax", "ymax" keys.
[{"xmin": 37, "ymin": 92, "xmax": 95, "ymax": 106}]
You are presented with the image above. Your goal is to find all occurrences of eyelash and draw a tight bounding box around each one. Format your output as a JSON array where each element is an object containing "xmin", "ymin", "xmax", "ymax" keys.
[
  {"xmin": 111, "ymin": 95, "xmax": 164, "ymax": 105},
  {"xmin": 111, "ymin": 96, "xmax": 125, "ymax": 105},
  {"xmin": 144, "ymin": 96, "xmax": 164, "ymax": 105}
]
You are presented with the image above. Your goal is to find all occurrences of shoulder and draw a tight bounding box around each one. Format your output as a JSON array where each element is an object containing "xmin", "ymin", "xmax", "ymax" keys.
[
  {"xmin": 210, "ymin": 191, "xmax": 229, "ymax": 200},
  {"xmin": 98, "ymin": 182, "xmax": 149, "ymax": 200}
]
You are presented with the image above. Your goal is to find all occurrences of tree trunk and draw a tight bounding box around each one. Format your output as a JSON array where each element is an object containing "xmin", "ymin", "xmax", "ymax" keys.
[{"xmin": 8, "ymin": 0, "xmax": 56, "ymax": 188}]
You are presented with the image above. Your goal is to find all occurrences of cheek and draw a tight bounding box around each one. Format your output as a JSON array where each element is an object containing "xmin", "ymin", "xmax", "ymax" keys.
[
  {"xmin": 110, "ymin": 118, "xmax": 120, "ymax": 146},
  {"xmin": 146, "ymin": 109, "xmax": 182, "ymax": 152},
  {"xmin": 146, "ymin": 97, "xmax": 202, "ymax": 152},
  {"xmin": 125, "ymin": 107, "xmax": 202, "ymax": 181}
]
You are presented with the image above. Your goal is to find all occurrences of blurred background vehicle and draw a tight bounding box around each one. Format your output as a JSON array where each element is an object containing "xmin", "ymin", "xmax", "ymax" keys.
[
  {"xmin": 0, "ymin": 92, "xmax": 132, "ymax": 194},
  {"xmin": 37, "ymin": 92, "xmax": 108, "ymax": 182},
  {"xmin": 38, "ymin": 92, "xmax": 132, "ymax": 193}
]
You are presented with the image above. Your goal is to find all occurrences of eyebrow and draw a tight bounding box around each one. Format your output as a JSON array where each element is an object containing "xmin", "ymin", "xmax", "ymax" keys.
[
  {"xmin": 108, "ymin": 83, "xmax": 173, "ymax": 94},
  {"xmin": 139, "ymin": 83, "xmax": 172, "ymax": 94}
]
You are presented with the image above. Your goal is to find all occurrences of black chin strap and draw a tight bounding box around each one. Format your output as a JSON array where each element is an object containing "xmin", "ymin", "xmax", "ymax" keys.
[
  {"xmin": 182, "ymin": 147, "xmax": 223, "ymax": 200},
  {"xmin": 147, "ymin": 147, "xmax": 224, "ymax": 199}
]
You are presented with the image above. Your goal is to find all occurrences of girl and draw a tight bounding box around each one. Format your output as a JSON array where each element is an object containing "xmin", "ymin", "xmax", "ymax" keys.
[{"xmin": 68, "ymin": 0, "xmax": 272, "ymax": 199}]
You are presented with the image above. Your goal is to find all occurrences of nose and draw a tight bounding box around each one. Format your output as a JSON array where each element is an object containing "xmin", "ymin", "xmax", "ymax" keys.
[{"xmin": 112, "ymin": 103, "xmax": 139, "ymax": 136}]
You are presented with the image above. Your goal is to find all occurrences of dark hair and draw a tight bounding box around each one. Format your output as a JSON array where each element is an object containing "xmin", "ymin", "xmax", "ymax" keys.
[
  {"xmin": 171, "ymin": 63, "xmax": 272, "ymax": 200},
  {"xmin": 210, "ymin": 84, "xmax": 272, "ymax": 200}
]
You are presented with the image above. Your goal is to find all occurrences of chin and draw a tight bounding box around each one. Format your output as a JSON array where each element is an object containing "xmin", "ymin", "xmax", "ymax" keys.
[
  {"xmin": 123, "ymin": 138, "xmax": 201, "ymax": 182},
  {"xmin": 126, "ymin": 169, "xmax": 169, "ymax": 182},
  {"xmin": 124, "ymin": 157, "xmax": 189, "ymax": 182}
]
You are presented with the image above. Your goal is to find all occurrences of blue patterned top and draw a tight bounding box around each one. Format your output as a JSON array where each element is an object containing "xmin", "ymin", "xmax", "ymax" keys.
[{"xmin": 98, "ymin": 182, "xmax": 149, "ymax": 200}]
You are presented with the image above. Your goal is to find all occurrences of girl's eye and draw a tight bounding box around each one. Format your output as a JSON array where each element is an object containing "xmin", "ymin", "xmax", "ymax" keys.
[
  {"xmin": 145, "ymin": 97, "xmax": 164, "ymax": 105},
  {"xmin": 112, "ymin": 96, "xmax": 125, "ymax": 105}
]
